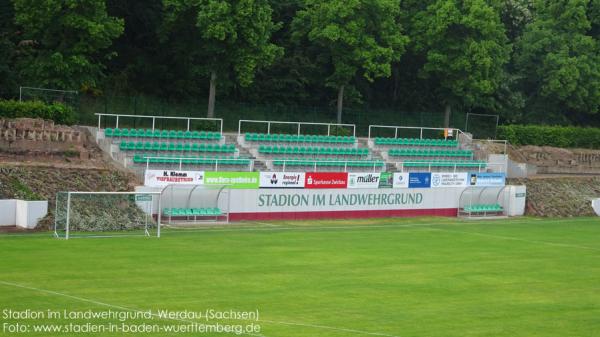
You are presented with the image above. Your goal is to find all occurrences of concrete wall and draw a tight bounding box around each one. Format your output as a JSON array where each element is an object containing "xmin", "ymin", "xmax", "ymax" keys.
[
  {"xmin": 592, "ymin": 199, "xmax": 600, "ymax": 216},
  {"xmin": 0, "ymin": 200, "xmax": 17, "ymax": 226},
  {"xmin": 136, "ymin": 184, "xmax": 527, "ymax": 222},
  {"xmin": 0, "ymin": 199, "xmax": 48, "ymax": 229}
]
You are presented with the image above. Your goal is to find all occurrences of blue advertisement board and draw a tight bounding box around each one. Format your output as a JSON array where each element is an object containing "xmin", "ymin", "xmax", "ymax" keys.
[
  {"xmin": 408, "ymin": 172, "xmax": 431, "ymax": 188},
  {"xmin": 468, "ymin": 172, "xmax": 506, "ymax": 187}
]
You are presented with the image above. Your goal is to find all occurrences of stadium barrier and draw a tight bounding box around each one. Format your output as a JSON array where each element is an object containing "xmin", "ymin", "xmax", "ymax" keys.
[
  {"xmin": 134, "ymin": 170, "xmax": 522, "ymax": 221},
  {"xmin": 592, "ymin": 199, "xmax": 600, "ymax": 216}
]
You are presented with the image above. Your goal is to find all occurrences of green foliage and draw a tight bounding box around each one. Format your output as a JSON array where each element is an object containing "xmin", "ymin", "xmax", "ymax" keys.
[
  {"xmin": 0, "ymin": 99, "xmax": 76, "ymax": 125},
  {"xmin": 6, "ymin": 176, "xmax": 43, "ymax": 201},
  {"xmin": 163, "ymin": 0, "xmax": 282, "ymax": 86},
  {"xmin": 13, "ymin": 0, "xmax": 124, "ymax": 90},
  {"xmin": 515, "ymin": 0, "xmax": 600, "ymax": 115},
  {"xmin": 293, "ymin": 0, "xmax": 409, "ymax": 87},
  {"xmin": 412, "ymin": 0, "xmax": 511, "ymax": 109},
  {"xmin": 498, "ymin": 124, "xmax": 600, "ymax": 148}
]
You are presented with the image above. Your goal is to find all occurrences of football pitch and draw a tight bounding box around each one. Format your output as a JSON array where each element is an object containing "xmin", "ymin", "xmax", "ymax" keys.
[{"xmin": 1, "ymin": 217, "xmax": 600, "ymax": 337}]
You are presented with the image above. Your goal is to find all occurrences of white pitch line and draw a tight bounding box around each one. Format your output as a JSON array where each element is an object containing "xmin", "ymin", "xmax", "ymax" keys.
[
  {"xmin": 0, "ymin": 280, "xmax": 265, "ymax": 337},
  {"xmin": 423, "ymin": 227, "xmax": 600, "ymax": 252},
  {"xmin": 259, "ymin": 319, "xmax": 401, "ymax": 337},
  {"xmin": 0, "ymin": 280, "xmax": 401, "ymax": 337},
  {"xmin": 157, "ymin": 217, "xmax": 591, "ymax": 236}
]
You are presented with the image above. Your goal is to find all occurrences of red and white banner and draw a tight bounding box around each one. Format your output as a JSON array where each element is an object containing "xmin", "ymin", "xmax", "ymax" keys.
[
  {"xmin": 305, "ymin": 172, "xmax": 348, "ymax": 189},
  {"xmin": 144, "ymin": 170, "xmax": 204, "ymax": 187}
]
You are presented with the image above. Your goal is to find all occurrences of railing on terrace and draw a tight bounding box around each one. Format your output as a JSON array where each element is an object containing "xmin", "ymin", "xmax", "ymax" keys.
[
  {"xmin": 265, "ymin": 159, "xmax": 385, "ymax": 173},
  {"xmin": 95, "ymin": 113, "xmax": 224, "ymax": 134},
  {"xmin": 238, "ymin": 120, "xmax": 356, "ymax": 137},
  {"xmin": 394, "ymin": 161, "xmax": 506, "ymax": 173},
  {"xmin": 368, "ymin": 125, "xmax": 469, "ymax": 141},
  {"xmin": 142, "ymin": 156, "xmax": 254, "ymax": 172}
]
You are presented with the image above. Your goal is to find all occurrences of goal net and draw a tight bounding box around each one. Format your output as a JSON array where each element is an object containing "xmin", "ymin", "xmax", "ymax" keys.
[
  {"xmin": 19, "ymin": 86, "xmax": 78, "ymax": 108},
  {"xmin": 465, "ymin": 113, "xmax": 499, "ymax": 139},
  {"xmin": 54, "ymin": 191, "xmax": 162, "ymax": 239}
]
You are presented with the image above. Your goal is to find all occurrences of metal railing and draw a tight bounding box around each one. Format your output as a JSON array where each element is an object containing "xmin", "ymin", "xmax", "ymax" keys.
[
  {"xmin": 142, "ymin": 156, "xmax": 254, "ymax": 172},
  {"xmin": 368, "ymin": 124, "xmax": 467, "ymax": 141},
  {"xmin": 395, "ymin": 161, "xmax": 506, "ymax": 173},
  {"xmin": 96, "ymin": 113, "xmax": 224, "ymax": 133},
  {"xmin": 265, "ymin": 159, "xmax": 385, "ymax": 173},
  {"xmin": 238, "ymin": 119, "xmax": 356, "ymax": 137}
]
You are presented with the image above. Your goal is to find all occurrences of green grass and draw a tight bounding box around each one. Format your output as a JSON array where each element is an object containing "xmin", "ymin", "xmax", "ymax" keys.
[{"xmin": 1, "ymin": 217, "xmax": 600, "ymax": 337}]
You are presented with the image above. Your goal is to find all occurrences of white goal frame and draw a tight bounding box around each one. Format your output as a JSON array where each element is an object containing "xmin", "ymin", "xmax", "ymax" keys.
[{"xmin": 54, "ymin": 191, "xmax": 163, "ymax": 239}]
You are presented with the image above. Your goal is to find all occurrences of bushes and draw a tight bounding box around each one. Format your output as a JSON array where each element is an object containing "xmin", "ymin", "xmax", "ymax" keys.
[
  {"xmin": 0, "ymin": 99, "xmax": 76, "ymax": 125},
  {"xmin": 498, "ymin": 125, "xmax": 600, "ymax": 149}
]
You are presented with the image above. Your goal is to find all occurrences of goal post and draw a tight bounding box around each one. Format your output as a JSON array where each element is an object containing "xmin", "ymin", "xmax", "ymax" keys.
[{"xmin": 54, "ymin": 191, "xmax": 162, "ymax": 239}]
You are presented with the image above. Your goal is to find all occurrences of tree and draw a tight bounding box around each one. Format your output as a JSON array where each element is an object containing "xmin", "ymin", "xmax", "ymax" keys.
[
  {"xmin": 0, "ymin": 0, "xmax": 18, "ymax": 97},
  {"xmin": 13, "ymin": 0, "xmax": 124, "ymax": 90},
  {"xmin": 515, "ymin": 0, "xmax": 600, "ymax": 119},
  {"xmin": 163, "ymin": 0, "xmax": 282, "ymax": 117},
  {"xmin": 293, "ymin": 0, "xmax": 409, "ymax": 124},
  {"xmin": 412, "ymin": 0, "xmax": 511, "ymax": 127}
]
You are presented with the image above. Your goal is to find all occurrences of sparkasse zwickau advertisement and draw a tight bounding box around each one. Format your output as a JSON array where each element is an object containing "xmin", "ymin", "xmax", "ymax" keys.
[{"xmin": 305, "ymin": 172, "xmax": 348, "ymax": 189}]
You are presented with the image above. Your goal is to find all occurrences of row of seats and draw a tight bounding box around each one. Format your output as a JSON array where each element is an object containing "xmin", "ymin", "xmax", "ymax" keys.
[
  {"xmin": 463, "ymin": 204, "xmax": 503, "ymax": 212},
  {"xmin": 273, "ymin": 158, "xmax": 384, "ymax": 168},
  {"xmin": 133, "ymin": 154, "xmax": 251, "ymax": 166},
  {"xmin": 401, "ymin": 160, "xmax": 487, "ymax": 168},
  {"xmin": 389, "ymin": 148, "xmax": 472, "ymax": 158},
  {"xmin": 120, "ymin": 141, "xmax": 235, "ymax": 153},
  {"xmin": 375, "ymin": 137, "xmax": 458, "ymax": 147},
  {"xmin": 164, "ymin": 208, "xmax": 223, "ymax": 217},
  {"xmin": 259, "ymin": 145, "xmax": 368, "ymax": 157},
  {"xmin": 105, "ymin": 128, "xmax": 222, "ymax": 140},
  {"xmin": 246, "ymin": 133, "xmax": 355, "ymax": 144}
]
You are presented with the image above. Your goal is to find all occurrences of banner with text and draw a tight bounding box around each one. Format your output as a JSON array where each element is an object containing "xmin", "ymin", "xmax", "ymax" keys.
[
  {"xmin": 408, "ymin": 172, "xmax": 431, "ymax": 188},
  {"xmin": 305, "ymin": 172, "xmax": 348, "ymax": 189},
  {"xmin": 260, "ymin": 172, "xmax": 305, "ymax": 188},
  {"xmin": 431, "ymin": 172, "xmax": 468, "ymax": 188},
  {"xmin": 348, "ymin": 173, "xmax": 381, "ymax": 189},
  {"xmin": 393, "ymin": 173, "xmax": 409, "ymax": 188},
  {"xmin": 204, "ymin": 171, "xmax": 259, "ymax": 189},
  {"xmin": 144, "ymin": 170, "xmax": 204, "ymax": 187},
  {"xmin": 379, "ymin": 172, "xmax": 393, "ymax": 188},
  {"xmin": 468, "ymin": 172, "xmax": 506, "ymax": 187}
]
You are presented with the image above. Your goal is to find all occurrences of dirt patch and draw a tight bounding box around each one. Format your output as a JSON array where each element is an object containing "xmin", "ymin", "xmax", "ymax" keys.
[{"xmin": 509, "ymin": 176, "xmax": 600, "ymax": 217}]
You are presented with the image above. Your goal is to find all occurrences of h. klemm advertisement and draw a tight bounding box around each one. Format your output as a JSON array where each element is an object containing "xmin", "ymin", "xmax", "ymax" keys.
[
  {"xmin": 260, "ymin": 172, "xmax": 305, "ymax": 188},
  {"xmin": 144, "ymin": 170, "xmax": 204, "ymax": 187}
]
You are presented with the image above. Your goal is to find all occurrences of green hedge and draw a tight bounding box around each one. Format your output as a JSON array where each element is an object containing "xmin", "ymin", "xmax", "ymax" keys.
[
  {"xmin": 0, "ymin": 99, "xmax": 76, "ymax": 125},
  {"xmin": 498, "ymin": 125, "xmax": 600, "ymax": 149}
]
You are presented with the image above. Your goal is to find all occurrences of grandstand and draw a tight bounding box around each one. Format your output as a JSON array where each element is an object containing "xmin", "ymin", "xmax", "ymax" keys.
[
  {"xmin": 94, "ymin": 114, "xmax": 500, "ymax": 176},
  {"xmin": 84, "ymin": 113, "xmax": 517, "ymax": 224}
]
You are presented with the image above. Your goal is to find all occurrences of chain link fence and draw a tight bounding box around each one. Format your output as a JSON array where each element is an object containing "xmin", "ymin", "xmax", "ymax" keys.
[{"xmin": 78, "ymin": 95, "xmax": 467, "ymax": 137}]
